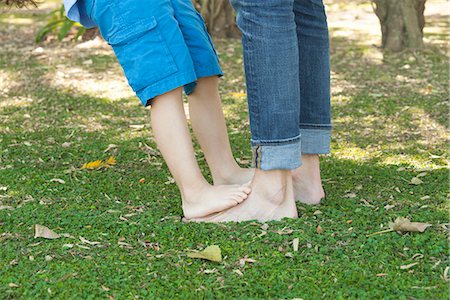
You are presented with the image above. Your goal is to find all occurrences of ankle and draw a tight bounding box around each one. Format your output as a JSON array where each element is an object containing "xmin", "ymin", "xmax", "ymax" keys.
[
  {"xmin": 211, "ymin": 164, "xmax": 242, "ymax": 183},
  {"xmin": 252, "ymin": 169, "xmax": 292, "ymax": 204}
]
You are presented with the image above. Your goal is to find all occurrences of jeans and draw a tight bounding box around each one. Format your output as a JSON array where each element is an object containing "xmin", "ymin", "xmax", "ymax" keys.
[{"xmin": 230, "ymin": 0, "xmax": 331, "ymax": 170}]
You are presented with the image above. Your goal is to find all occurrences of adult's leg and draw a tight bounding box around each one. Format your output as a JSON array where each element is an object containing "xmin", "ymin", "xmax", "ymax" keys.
[
  {"xmin": 293, "ymin": 0, "xmax": 331, "ymax": 204},
  {"xmin": 150, "ymin": 88, "xmax": 251, "ymax": 219},
  {"xmin": 191, "ymin": 0, "xmax": 301, "ymax": 222}
]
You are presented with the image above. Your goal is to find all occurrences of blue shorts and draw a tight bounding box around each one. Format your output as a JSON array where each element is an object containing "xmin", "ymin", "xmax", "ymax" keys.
[{"xmin": 84, "ymin": 0, "xmax": 223, "ymax": 106}]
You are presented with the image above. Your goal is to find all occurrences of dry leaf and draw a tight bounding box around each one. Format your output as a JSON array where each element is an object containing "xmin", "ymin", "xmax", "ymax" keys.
[
  {"xmin": 316, "ymin": 225, "xmax": 323, "ymax": 234},
  {"xmin": 376, "ymin": 273, "xmax": 388, "ymax": 277},
  {"xmin": 344, "ymin": 192, "xmax": 357, "ymax": 198},
  {"xmin": 0, "ymin": 205, "xmax": 14, "ymax": 210},
  {"xmin": 8, "ymin": 283, "xmax": 19, "ymax": 288},
  {"xmin": 187, "ymin": 245, "xmax": 222, "ymax": 262},
  {"xmin": 410, "ymin": 177, "xmax": 423, "ymax": 185},
  {"xmin": 103, "ymin": 144, "xmax": 118, "ymax": 153},
  {"xmin": 292, "ymin": 238, "xmax": 299, "ymax": 252},
  {"xmin": 34, "ymin": 224, "xmax": 60, "ymax": 239},
  {"xmin": 389, "ymin": 217, "xmax": 432, "ymax": 233},
  {"xmin": 233, "ymin": 269, "xmax": 244, "ymax": 276},
  {"xmin": 239, "ymin": 256, "xmax": 257, "ymax": 267},
  {"xmin": 79, "ymin": 236, "xmax": 101, "ymax": 245},
  {"xmin": 400, "ymin": 262, "xmax": 419, "ymax": 270},
  {"xmin": 50, "ymin": 178, "xmax": 65, "ymax": 184}
]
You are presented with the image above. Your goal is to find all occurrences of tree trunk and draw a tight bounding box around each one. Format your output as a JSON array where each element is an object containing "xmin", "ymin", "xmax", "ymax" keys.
[
  {"xmin": 372, "ymin": 0, "xmax": 426, "ymax": 52},
  {"xmin": 193, "ymin": 0, "xmax": 240, "ymax": 38}
]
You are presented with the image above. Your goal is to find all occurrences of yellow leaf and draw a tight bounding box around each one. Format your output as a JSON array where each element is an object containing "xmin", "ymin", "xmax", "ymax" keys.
[
  {"xmin": 228, "ymin": 92, "xmax": 247, "ymax": 98},
  {"xmin": 104, "ymin": 156, "xmax": 116, "ymax": 166},
  {"xmin": 187, "ymin": 245, "xmax": 222, "ymax": 262},
  {"xmin": 81, "ymin": 160, "xmax": 103, "ymax": 170}
]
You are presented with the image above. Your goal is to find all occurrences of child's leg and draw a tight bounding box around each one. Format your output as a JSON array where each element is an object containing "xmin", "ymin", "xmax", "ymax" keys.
[
  {"xmin": 188, "ymin": 76, "xmax": 254, "ymax": 185},
  {"xmin": 150, "ymin": 87, "xmax": 251, "ymax": 219}
]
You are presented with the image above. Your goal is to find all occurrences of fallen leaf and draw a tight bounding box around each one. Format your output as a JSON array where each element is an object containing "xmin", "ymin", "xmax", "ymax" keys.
[
  {"xmin": 187, "ymin": 245, "xmax": 222, "ymax": 262},
  {"xmin": 104, "ymin": 156, "xmax": 116, "ymax": 166},
  {"xmin": 276, "ymin": 227, "xmax": 294, "ymax": 235},
  {"xmin": 389, "ymin": 217, "xmax": 432, "ymax": 233},
  {"xmin": 101, "ymin": 285, "xmax": 110, "ymax": 291},
  {"xmin": 228, "ymin": 92, "xmax": 247, "ymax": 98},
  {"xmin": 344, "ymin": 192, "xmax": 357, "ymax": 198},
  {"xmin": 61, "ymin": 142, "xmax": 71, "ymax": 148},
  {"xmin": 103, "ymin": 144, "xmax": 118, "ymax": 153},
  {"xmin": 285, "ymin": 252, "xmax": 294, "ymax": 258},
  {"xmin": 81, "ymin": 160, "xmax": 103, "ymax": 170},
  {"xmin": 316, "ymin": 225, "xmax": 323, "ymax": 234},
  {"xmin": 400, "ymin": 262, "xmax": 419, "ymax": 270},
  {"xmin": 79, "ymin": 236, "xmax": 101, "ymax": 245},
  {"xmin": 233, "ymin": 269, "xmax": 244, "ymax": 276},
  {"xmin": 34, "ymin": 224, "xmax": 60, "ymax": 239},
  {"xmin": 45, "ymin": 255, "xmax": 53, "ymax": 261},
  {"xmin": 50, "ymin": 178, "xmax": 65, "ymax": 184},
  {"xmin": 384, "ymin": 204, "xmax": 395, "ymax": 210},
  {"xmin": 376, "ymin": 273, "xmax": 388, "ymax": 277},
  {"xmin": 292, "ymin": 238, "xmax": 299, "ymax": 252},
  {"xmin": 239, "ymin": 256, "xmax": 257, "ymax": 267},
  {"xmin": 0, "ymin": 205, "xmax": 14, "ymax": 210},
  {"xmin": 139, "ymin": 178, "xmax": 145, "ymax": 183},
  {"xmin": 62, "ymin": 244, "xmax": 74, "ymax": 249},
  {"xmin": 8, "ymin": 283, "xmax": 19, "ymax": 288},
  {"xmin": 410, "ymin": 177, "xmax": 423, "ymax": 185},
  {"xmin": 129, "ymin": 124, "xmax": 145, "ymax": 130}
]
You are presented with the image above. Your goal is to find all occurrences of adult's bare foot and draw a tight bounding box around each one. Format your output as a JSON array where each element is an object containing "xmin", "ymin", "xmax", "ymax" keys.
[
  {"xmin": 212, "ymin": 167, "xmax": 255, "ymax": 186},
  {"xmin": 292, "ymin": 154, "xmax": 325, "ymax": 205},
  {"xmin": 188, "ymin": 170, "xmax": 298, "ymax": 223},
  {"xmin": 181, "ymin": 183, "xmax": 251, "ymax": 220}
]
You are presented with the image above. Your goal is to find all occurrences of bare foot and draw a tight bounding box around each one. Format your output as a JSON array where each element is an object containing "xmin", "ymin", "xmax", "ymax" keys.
[
  {"xmin": 188, "ymin": 170, "xmax": 298, "ymax": 223},
  {"xmin": 212, "ymin": 167, "xmax": 255, "ymax": 186},
  {"xmin": 292, "ymin": 154, "xmax": 325, "ymax": 205},
  {"xmin": 181, "ymin": 183, "xmax": 252, "ymax": 219}
]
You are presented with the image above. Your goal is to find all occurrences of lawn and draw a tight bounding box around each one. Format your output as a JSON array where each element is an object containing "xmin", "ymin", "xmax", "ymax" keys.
[{"xmin": 0, "ymin": 1, "xmax": 448, "ymax": 299}]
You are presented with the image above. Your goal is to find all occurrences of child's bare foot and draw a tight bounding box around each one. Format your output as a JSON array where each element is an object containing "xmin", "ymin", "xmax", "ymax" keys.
[
  {"xmin": 292, "ymin": 154, "xmax": 325, "ymax": 205},
  {"xmin": 213, "ymin": 167, "xmax": 255, "ymax": 186},
  {"xmin": 187, "ymin": 170, "xmax": 298, "ymax": 223},
  {"xmin": 181, "ymin": 183, "xmax": 252, "ymax": 219}
]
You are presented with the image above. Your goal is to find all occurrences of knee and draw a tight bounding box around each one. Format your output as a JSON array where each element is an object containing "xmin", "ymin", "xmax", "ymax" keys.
[{"xmin": 191, "ymin": 76, "xmax": 220, "ymax": 95}]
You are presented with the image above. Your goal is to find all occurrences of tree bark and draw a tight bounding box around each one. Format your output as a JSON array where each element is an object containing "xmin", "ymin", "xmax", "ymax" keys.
[
  {"xmin": 193, "ymin": 0, "xmax": 240, "ymax": 38},
  {"xmin": 372, "ymin": 0, "xmax": 426, "ymax": 52}
]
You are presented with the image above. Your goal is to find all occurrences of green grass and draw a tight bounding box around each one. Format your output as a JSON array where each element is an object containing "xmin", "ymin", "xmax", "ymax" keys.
[{"xmin": 0, "ymin": 3, "xmax": 449, "ymax": 299}]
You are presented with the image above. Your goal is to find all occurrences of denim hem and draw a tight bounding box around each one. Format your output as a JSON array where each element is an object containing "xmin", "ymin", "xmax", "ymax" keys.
[
  {"xmin": 300, "ymin": 123, "xmax": 332, "ymax": 130},
  {"xmin": 137, "ymin": 71, "xmax": 198, "ymax": 107},
  {"xmin": 251, "ymin": 134, "xmax": 301, "ymax": 147},
  {"xmin": 252, "ymin": 139, "xmax": 302, "ymax": 171},
  {"xmin": 300, "ymin": 128, "xmax": 331, "ymax": 154}
]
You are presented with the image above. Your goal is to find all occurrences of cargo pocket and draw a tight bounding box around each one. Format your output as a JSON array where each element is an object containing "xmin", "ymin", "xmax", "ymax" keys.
[{"xmin": 107, "ymin": 16, "xmax": 178, "ymax": 93}]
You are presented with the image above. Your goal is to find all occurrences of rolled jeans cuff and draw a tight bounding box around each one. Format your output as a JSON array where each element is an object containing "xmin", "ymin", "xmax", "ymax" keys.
[
  {"xmin": 300, "ymin": 128, "xmax": 331, "ymax": 154},
  {"xmin": 251, "ymin": 136, "xmax": 302, "ymax": 171}
]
